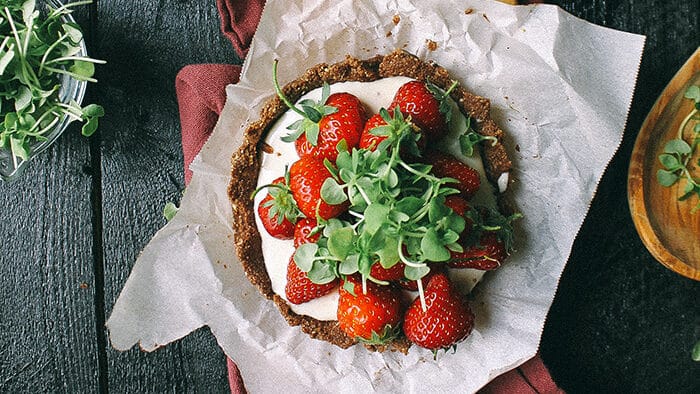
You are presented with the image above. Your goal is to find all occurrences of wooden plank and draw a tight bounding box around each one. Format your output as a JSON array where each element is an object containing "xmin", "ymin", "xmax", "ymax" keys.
[
  {"xmin": 0, "ymin": 2, "xmax": 100, "ymax": 391},
  {"xmin": 540, "ymin": 1, "xmax": 700, "ymax": 392},
  {"xmin": 95, "ymin": 0, "xmax": 237, "ymax": 391},
  {"xmin": 0, "ymin": 127, "xmax": 98, "ymax": 391}
]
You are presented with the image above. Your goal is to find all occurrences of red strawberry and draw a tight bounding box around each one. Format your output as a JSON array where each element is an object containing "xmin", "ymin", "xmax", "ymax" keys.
[
  {"xmin": 443, "ymin": 195, "xmax": 469, "ymax": 217},
  {"xmin": 370, "ymin": 261, "xmax": 406, "ymax": 282},
  {"xmin": 289, "ymin": 156, "xmax": 348, "ymax": 220},
  {"xmin": 425, "ymin": 150, "xmax": 481, "ymax": 199},
  {"xmin": 337, "ymin": 275, "xmax": 404, "ymax": 343},
  {"xmin": 390, "ymin": 80, "xmax": 456, "ymax": 142},
  {"xmin": 403, "ymin": 272, "xmax": 474, "ymax": 351},
  {"xmin": 294, "ymin": 92, "xmax": 367, "ymax": 161},
  {"xmin": 293, "ymin": 218, "xmax": 320, "ymax": 247},
  {"xmin": 449, "ymin": 232, "xmax": 506, "ymax": 270},
  {"xmin": 359, "ymin": 113, "xmax": 389, "ymax": 151},
  {"xmin": 274, "ymin": 62, "xmax": 366, "ymax": 161},
  {"xmin": 285, "ymin": 255, "xmax": 338, "ymax": 305},
  {"xmin": 256, "ymin": 176, "xmax": 300, "ymax": 239}
]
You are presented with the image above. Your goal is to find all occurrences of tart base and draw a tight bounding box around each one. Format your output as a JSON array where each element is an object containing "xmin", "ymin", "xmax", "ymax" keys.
[{"xmin": 228, "ymin": 49, "xmax": 512, "ymax": 353}]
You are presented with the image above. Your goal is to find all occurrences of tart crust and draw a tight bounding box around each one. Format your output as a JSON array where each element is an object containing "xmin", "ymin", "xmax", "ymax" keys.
[{"xmin": 228, "ymin": 49, "xmax": 512, "ymax": 353}]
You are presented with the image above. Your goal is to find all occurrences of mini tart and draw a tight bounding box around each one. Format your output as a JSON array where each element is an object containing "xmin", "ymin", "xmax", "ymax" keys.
[{"xmin": 228, "ymin": 49, "xmax": 512, "ymax": 353}]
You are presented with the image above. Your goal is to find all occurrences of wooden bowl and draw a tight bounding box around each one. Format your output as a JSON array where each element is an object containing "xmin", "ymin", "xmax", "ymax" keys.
[{"xmin": 628, "ymin": 47, "xmax": 700, "ymax": 281}]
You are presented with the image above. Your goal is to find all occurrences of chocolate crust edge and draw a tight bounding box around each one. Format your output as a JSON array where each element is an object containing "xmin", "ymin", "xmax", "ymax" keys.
[{"xmin": 227, "ymin": 49, "xmax": 512, "ymax": 353}]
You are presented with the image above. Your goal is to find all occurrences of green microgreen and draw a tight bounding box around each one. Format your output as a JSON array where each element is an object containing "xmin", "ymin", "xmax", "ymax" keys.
[
  {"xmin": 272, "ymin": 59, "xmax": 337, "ymax": 146},
  {"xmin": 163, "ymin": 201, "xmax": 179, "ymax": 222},
  {"xmin": 291, "ymin": 101, "xmax": 496, "ymax": 307},
  {"xmin": 656, "ymin": 85, "xmax": 700, "ymax": 213},
  {"xmin": 276, "ymin": 77, "xmax": 520, "ymax": 312},
  {"xmin": 0, "ymin": 0, "xmax": 105, "ymax": 170},
  {"xmin": 459, "ymin": 116, "xmax": 498, "ymax": 157},
  {"xmin": 426, "ymin": 79, "xmax": 459, "ymax": 123}
]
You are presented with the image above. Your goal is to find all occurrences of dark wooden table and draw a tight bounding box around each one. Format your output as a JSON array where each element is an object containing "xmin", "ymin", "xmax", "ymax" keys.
[{"xmin": 1, "ymin": 1, "xmax": 698, "ymax": 392}]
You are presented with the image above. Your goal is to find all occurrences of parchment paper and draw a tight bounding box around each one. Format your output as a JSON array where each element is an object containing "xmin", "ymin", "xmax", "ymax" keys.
[{"xmin": 106, "ymin": 1, "xmax": 645, "ymax": 392}]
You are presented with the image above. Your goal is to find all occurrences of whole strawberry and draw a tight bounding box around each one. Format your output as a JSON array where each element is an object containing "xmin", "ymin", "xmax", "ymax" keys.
[
  {"xmin": 294, "ymin": 92, "xmax": 367, "ymax": 161},
  {"xmin": 390, "ymin": 80, "xmax": 457, "ymax": 142},
  {"xmin": 337, "ymin": 275, "xmax": 404, "ymax": 344},
  {"xmin": 449, "ymin": 231, "xmax": 506, "ymax": 270},
  {"xmin": 425, "ymin": 150, "xmax": 481, "ymax": 199},
  {"xmin": 285, "ymin": 255, "xmax": 338, "ymax": 305},
  {"xmin": 289, "ymin": 156, "xmax": 349, "ymax": 220},
  {"xmin": 256, "ymin": 176, "xmax": 300, "ymax": 239},
  {"xmin": 403, "ymin": 272, "xmax": 474, "ymax": 352}
]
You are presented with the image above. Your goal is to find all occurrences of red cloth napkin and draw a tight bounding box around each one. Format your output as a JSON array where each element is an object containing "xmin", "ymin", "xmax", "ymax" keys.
[{"xmin": 175, "ymin": 1, "xmax": 561, "ymax": 393}]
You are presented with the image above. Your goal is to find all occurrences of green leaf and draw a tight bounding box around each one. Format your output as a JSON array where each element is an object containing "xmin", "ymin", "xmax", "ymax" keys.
[
  {"xmin": 0, "ymin": 45, "xmax": 16, "ymax": 75},
  {"xmin": 421, "ymin": 228, "xmax": 451, "ymax": 261},
  {"xmin": 10, "ymin": 136, "xmax": 29, "ymax": 161},
  {"xmin": 328, "ymin": 227, "xmax": 354, "ymax": 260},
  {"xmin": 306, "ymin": 122, "xmax": 320, "ymax": 146},
  {"xmin": 81, "ymin": 116, "xmax": 98, "ymax": 136},
  {"xmin": 14, "ymin": 86, "xmax": 32, "ymax": 112},
  {"xmin": 679, "ymin": 184, "xmax": 700, "ymax": 201},
  {"xmin": 364, "ymin": 203, "xmax": 391, "ymax": 233},
  {"xmin": 82, "ymin": 103, "xmax": 105, "ymax": 118},
  {"xmin": 69, "ymin": 60, "xmax": 95, "ymax": 81},
  {"xmin": 63, "ymin": 22, "xmax": 84, "ymax": 44},
  {"xmin": 395, "ymin": 196, "xmax": 423, "ymax": 217},
  {"xmin": 307, "ymin": 261, "xmax": 337, "ymax": 284},
  {"xmin": 657, "ymin": 169, "xmax": 679, "ymax": 187},
  {"xmin": 684, "ymin": 85, "xmax": 700, "ymax": 103},
  {"xmin": 163, "ymin": 202, "xmax": 179, "ymax": 221},
  {"xmin": 293, "ymin": 243, "xmax": 318, "ymax": 272},
  {"xmin": 692, "ymin": 339, "xmax": 700, "ymax": 362},
  {"xmin": 664, "ymin": 139, "xmax": 692, "ymax": 155},
  {"xmin": 320, "ymin": 177, "xmax": 347, "ymax": 205},
  {"xmin": 658, "ymin": 153, "xmax": 681, "ymax": 170},
  {"xmin": 302, "ymin": 105, "xmax": 322, "ymax": 123},
  {"xmin": 281, "ymin": 125, "xmax": 304, "ymax": 142},
  {"xmin": 338, "ymin": 254, "xmax": 359, "ymax": 275},
  {"xmin": 342, "ymin": 279, "xmax": 356, "ymax": 296},
  {"xmin": 404, "ymin": 264, "xmax": 430, "ymax": 281},
  {"xmin": 375, "ymin": 236, "xmax": 399, "ymax": 268},
  {"xmin": 21, "ymin": 0, "xmax": 37, "ymax": 26}
]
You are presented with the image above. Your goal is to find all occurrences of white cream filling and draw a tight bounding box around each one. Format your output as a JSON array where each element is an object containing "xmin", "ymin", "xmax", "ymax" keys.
[{"xmin": 254, "ymin": 77, "xmax": 505, "ymax": 320}]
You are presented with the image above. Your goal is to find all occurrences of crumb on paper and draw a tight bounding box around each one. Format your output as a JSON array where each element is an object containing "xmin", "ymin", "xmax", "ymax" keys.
[
  {"xmin": 483, "ymin": 14, "xmax": 490, "ymax": 23},
  {"xmin": 392, "ymin": 14, "xmax": 400, "ymax": 25},
  {"xmin": 386, "ymin": 31, "xmax": 392, "ymax": 37},
  {"xmin": 465, "ymin": 8, "xmax": 474, "ymax": 14},
  {"xmin": 426, "ymin": 39, "xmax": 438, "ymax": 51}
]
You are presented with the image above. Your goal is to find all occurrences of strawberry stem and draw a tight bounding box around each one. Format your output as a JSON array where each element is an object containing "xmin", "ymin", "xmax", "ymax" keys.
[{"xmin": 272, "ymin": 59, "xmax": 307, "ymax": 118}]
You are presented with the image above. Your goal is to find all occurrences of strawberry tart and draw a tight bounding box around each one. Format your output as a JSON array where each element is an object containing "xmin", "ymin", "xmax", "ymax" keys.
[{"xmin": 228, "ymin": 49, "xmax": 517, "ymax": 354}]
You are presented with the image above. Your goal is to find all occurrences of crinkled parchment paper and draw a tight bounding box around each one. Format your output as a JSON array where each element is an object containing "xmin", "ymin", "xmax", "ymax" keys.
[{"xmin": 106, "ymin": 0, "xmax": 644, "ymax": 392}]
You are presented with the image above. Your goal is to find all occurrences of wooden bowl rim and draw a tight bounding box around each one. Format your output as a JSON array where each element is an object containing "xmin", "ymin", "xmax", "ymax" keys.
[{"xmin": 628, "ymin": 47, "xmax": 700, "ymax": 281}]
